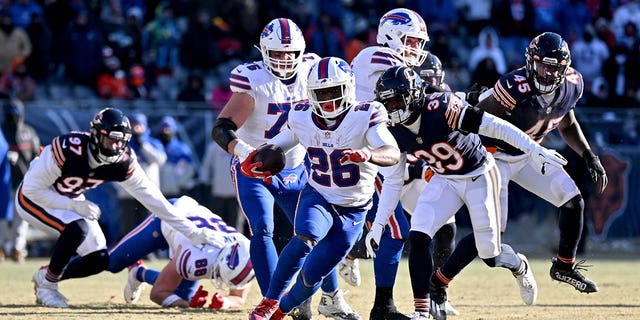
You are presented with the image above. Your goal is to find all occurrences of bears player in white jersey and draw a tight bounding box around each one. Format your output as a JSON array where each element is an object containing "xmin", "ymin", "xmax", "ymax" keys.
[
  {"xmin": 432, "ymin": 32, "xmax": 606, "ymax": 295},
  {"xmin": 372, "ymin": 66, "xmax": 569, "ymax": 319},
  {"xmin": 246, "ymin": 57, "xmax": 401, "ymax": 320},
  {"xmin": 16, "ymin": 108, "xmax": 222, "ymax": 308},
  {"xmin": 347, "ymin": 8, "xmax": 455, "ymax": 319},
  {"xmin": 211, "ymin": 18, "xmax": 351, "ymax": 319}
]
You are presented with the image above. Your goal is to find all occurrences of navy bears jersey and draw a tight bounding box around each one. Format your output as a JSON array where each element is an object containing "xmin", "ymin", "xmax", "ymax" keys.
[
  {"xmin": 484, "ymin": 67, "xmax": 583, "ymax": 155},
  {"xmin": 389, "ymin": 92, "xmax": 487, "ymax": 176},
  {"xmin": 50, "ymin": 132, "xmax": 135, "ymax": 196}
]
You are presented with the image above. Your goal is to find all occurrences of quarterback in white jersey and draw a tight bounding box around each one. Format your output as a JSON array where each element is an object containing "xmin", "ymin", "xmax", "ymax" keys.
[{"xmin": 247, "ymin": 57, "xmax": 400, "ymax": 320}]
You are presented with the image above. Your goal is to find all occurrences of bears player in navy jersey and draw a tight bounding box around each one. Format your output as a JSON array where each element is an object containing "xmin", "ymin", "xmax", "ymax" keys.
[
  {"xmin": 432, "ymin": 32, "xmax": 606, "ymax": 295},
  {"xmin": 247, "ymin": 57, "xmax": 400, "ymax": 320},
  {"xmin": 16, "ymin": 108, "xmax": 223, "ymax": 308},
  {"xmin": 345, "ymin": 8, "xmax": 429, "ymax": 320},
  {"xmin": 372, "ymin": 66, "xmax": 569, "ymax": 319}
]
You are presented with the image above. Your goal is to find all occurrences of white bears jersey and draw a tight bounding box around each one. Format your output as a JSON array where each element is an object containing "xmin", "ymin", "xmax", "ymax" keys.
[
  {"xmin": 229, "ymin": 52, "xmax": 321, "ymax": 167},
  {"xmin": 277, "ymin": 101, "xmax": 394, "ymax": 207},
  {"xmin": 161, "ymin": 196, "xmax": 246, "ymax": 281},
  {"xmin": 351, "ymin": 46, "xmax": 406, "ymax": 102}
]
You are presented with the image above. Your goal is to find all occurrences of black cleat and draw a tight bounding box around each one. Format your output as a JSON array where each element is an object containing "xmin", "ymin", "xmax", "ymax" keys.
[
  {"xmin": 429, "ymin": 277, "xmax": 447, "ymax": 320},
  {"xmin": 549, "ymin": 257, "xmax": 599, "ymax": 293},
  {"xmin": 369, "ymin": 305, "xmax": 410, "ymax": 320}
]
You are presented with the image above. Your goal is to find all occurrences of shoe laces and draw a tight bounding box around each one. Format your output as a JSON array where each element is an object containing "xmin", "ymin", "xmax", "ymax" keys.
[
  {"xmin": 254, "ymin": 299, "xmax": 277, "ymax": 316},
  {"xmin": 325, "ymin": 290, "xmax": 355, "ymax": 313}
]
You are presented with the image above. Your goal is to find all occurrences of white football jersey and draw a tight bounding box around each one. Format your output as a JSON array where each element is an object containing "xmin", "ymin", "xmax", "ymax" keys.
[
  {"xmin": 161, "ymin": 197, "xmax": 245, "ymax": 280},
  {"xmin": 230, "ymin": 53, "xmax": 320, "ymax": 167},
  {"xmin": 351, "ymin": 46, "xmax": 406, "ymax": 102},
  {"xmin": 286, "ymin": 101, "xmax": 390, "ymax": 207}
]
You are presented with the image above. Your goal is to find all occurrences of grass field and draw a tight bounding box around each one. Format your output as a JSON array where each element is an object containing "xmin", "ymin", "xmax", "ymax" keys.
[{"xmin": 0, "ymin": 253, "xmax": 638, "ymax": 320}]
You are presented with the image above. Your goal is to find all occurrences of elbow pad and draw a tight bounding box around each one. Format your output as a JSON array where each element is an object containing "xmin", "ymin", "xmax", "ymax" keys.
[{"xmin": 211, "ymin": 117, "xmax": 239, "ymax": 151}]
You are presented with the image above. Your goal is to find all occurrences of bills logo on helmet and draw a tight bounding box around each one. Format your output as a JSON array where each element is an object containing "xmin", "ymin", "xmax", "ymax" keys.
[
  {"xmin": 261, "ymin": 23, "xmax": 274, "ymax": 38},
  {"xmin": 226, "ymin": 242, "xmax": 241, "ymax": 270},
  {"xmin": 381, "ymin": 12, "xmax": 412, "ymax": 25},
  {"xmin": 338, "ymin": 60, "xmax": 352, "ymax": 75}
]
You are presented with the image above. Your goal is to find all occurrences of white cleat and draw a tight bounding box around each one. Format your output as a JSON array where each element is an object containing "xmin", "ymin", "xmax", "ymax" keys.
[
  {"xmin": 124, "ymin": 265, "xmax": 147, "ymax": 304},
  {"xmin": 410, "ymin": 311, "xmax": 432, "ymax": 320},
  {"xmin": 514, "ymin": 253, "xmax": 538, "ymax": 305},
  {"xmin": 338, "ymin": 258, "xmax": 361, "ymax": 287},
  {"xmin": 318, "ymin": 290, "xmax": 361, "ymax": 320},
  {"xmin": 33, "ymin": 268, "xmax": 68, "ymax": 308},
  {"xmin": 444, "ymin": 300, "xmax": 459, "ymax": 316}
]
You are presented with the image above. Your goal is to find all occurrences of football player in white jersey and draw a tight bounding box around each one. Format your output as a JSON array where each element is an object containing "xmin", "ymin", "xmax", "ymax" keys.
[
  {"xmin": 57, "ymin": 196, "xmax": 254, "ymax": 309},
  {"xmin": 210, "ymin": 18, "xmax": 350, "ymax": 318},
  {"xmin": 247, "ymin": 57, "xmax": 400, "ymax": 320},
  {"xmin": 16, "ymin": 108, "xmax": 222, "ymax": 308},
  {"xmin": 347, "ymin": 8, "xmax": 451, "ymax": 319},
  {"xmin": 110, "ymin": 196, "xmax": 254, "ymax": 309}
]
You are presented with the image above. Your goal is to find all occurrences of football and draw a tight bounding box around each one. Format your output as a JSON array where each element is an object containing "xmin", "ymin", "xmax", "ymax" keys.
[{"xmin": 253, "ymin": 144, "xmax": 286, "ymax": 175}]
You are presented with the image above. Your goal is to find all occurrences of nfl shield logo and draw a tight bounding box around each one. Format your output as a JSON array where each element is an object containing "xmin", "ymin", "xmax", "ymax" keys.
[{"xmin": 325, "ymin": 132, "xmax": 331, "ymax": 139}]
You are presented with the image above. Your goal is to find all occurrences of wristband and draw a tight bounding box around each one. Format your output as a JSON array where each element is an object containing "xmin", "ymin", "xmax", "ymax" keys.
[
  {"xmin": 161, "ymin": 294, "xmax": 182, "ymax": 307},
  {"xmin": 234, "ymin": 141, "xmax": 255, "ymax": 159}
]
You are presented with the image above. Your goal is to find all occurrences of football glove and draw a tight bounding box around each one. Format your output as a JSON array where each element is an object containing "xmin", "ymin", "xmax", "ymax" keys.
[
  {"xmin": 188, "ymin": 228, "xmax": 227, "ymax": 248},
  {"xmin": 189, "ymin": 285, "xmax": 209, "ymax": 308},
  {"xmin": 407, "ymin": 159, "xmax": 434, "ymax": 183},
  {"xmin": 530, "ymin": 145, "xmax": 567, "ymax": 175},
  {"xmin": 69, "ymin": 200, "xmax": 101, "ymax": 220},
  {"xmin": 365, "ymin": 222, "xmax": 385, "ymax": 258},
  {"xmin": 341, "ymin": 148, "xmax": 371, "ymax": 163},
  {"xmin": 208, "ymin": 292, "xmax": 225, "ymax": 309},
  {"xmin": 583, "ymin": 150, "xmax": 608, "ymax": 193},
  {"xmin": 239, "ymin": 149, "xmax": 271, "ymax": 179}
]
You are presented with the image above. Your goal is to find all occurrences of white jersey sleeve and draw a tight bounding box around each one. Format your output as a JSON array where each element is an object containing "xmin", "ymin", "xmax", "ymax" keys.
[
  {"xmin": 228, "ymin": 58, "xmax": 315, "ymax": 167},
  {"xmin": 20, "ymin": 146, "xmax": 77, "ymax": 210},
  {"xmin": 351, "ymin": 46, "xmax": 406, "ymax": 102},
  {"xmin": 118, "ymin": 162, "xmax": 199, "ymax": 239},
  {"xmin": 287, "ymin": 101, "xmax": 390, "ymax": 206}
]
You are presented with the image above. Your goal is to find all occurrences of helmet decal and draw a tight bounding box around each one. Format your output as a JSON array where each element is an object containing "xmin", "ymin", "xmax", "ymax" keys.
[{"xmin": 278, "ymin": 18, "xmax": 291, "ymax": 44}]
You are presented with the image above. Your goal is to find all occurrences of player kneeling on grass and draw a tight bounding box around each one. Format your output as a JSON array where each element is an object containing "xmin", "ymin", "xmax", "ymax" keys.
[{"xmin": 61, "ymin": 196, "xmax": 255, "ymax": 309}]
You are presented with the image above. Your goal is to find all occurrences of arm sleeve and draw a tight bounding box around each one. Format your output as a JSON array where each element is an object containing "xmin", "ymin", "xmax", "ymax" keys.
[
  {"xmin": 477, "ymin": 112, "xmax": 538, "ymax": 153},
  {"xmin": 118, "ymin": 162, "xmax": 198, "ymax": 238},
  {"xmin": 366, "ymin": 122, "xmax": 398, "ymax": 149},
  {"xmin": 372, "ymin": 155, "xmax": 406, "ymax": 226},
  {"xmin": 21, "ymin": 146, "xmax": 76, "ymax": 210}
]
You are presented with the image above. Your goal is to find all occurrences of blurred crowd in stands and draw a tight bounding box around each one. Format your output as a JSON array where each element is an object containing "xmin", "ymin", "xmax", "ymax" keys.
[{"xmin": 0, "ymin": 0, "xmax": 639, "ymax": 109}]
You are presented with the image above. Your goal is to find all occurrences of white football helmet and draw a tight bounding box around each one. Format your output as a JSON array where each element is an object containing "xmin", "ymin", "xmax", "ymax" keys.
[
  {"xmin": 307, "ymin": 57, "xmax": 356, "ymax": 119},
  {"xmin": 259, "ymin": 18, "xmax": 306, "ymax": 80},
  {"xmin": 213, "ymin": 238, "xmax": 255, "ymax": 289},
  {"xmin": 377, "ymin": 8, "xmax": 430, "ymax": 67}
]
